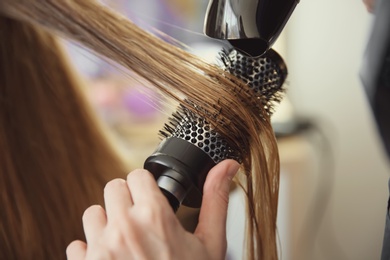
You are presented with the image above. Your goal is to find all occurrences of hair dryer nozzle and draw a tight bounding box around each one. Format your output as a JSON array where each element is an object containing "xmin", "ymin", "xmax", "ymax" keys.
[{"xmin": 204, "ymin": 0, "xmax": 299, "ymax": 56}]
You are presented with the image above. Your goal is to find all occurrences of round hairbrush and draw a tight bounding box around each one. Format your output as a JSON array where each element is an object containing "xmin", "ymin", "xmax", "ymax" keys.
[{"xmin": 144, "ymin": 48, "xmax": 287, "ymax": 212}]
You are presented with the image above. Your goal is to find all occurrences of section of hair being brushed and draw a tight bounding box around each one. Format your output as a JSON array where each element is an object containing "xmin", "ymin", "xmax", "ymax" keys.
[
  {"xmin": 0, "ymin": 15, "xmax": 128, "ymax": 259},
  {"xmin": 1, "ymin": 0, "xmax": 281, "ymax": 259}
]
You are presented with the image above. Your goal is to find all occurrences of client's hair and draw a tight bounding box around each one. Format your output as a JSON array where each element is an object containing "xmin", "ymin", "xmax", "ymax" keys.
[
  {"xmin": 0, "ymin": 14, "xmax": 127, "ymax": 259},
  {"xmin": 1, "ymin": 1, "xmax": 281, "ymax": 259}
]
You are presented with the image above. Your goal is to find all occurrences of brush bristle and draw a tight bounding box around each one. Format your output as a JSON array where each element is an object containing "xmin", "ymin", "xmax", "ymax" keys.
[{"xmin": 159, "ymin": 103, "xmax": 242, "ymax": 163}]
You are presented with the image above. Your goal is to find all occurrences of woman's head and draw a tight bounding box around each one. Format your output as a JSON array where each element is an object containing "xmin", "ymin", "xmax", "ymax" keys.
[{"xmin": 0, "ymin": 15, "xmax": 127, "ymax": 259}]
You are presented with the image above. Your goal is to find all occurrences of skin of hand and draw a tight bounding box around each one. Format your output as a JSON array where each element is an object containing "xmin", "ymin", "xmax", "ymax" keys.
[
  {"xmin": 66, "ymin": 159, "xmax": 240, "ymax": 260},
  {"xmin": 363, "ymin": 0, "xmax": 376, "ymax": 13}
]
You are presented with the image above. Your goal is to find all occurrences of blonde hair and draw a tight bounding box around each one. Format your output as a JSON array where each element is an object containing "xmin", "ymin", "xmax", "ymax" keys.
[{"xmin": 1, "ymin": 1, "xmax": 281, "ymax": 259}]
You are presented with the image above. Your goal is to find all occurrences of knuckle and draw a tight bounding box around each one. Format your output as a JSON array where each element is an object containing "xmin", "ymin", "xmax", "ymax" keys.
[
  {"xmin": 107, "ymin": 229, "xmax": 127, "ymax": 248},
  {"xmin": 216, "ymin": 189, "xmax": 230, "ymax": 206},
  {"xmin": 207, "ymin": 186, "xmax": 229, "ymax": 212},
  {"xmin": 204, "ymin": 179, "xmax": 231, "ymax": 208},
  {"xmin": 137, "ymin": 205, "xmax": 160, "ymax": 223},
  {"xmin": 135, "ymin": 201, "xmax": 178, "ymax": 229},
  {"xmin": 105, "ymin": 224, "xmax": 137, "ymax": 252}
]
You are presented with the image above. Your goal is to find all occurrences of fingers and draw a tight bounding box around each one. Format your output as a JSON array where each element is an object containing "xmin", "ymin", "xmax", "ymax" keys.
[
  {"xmin": 104, "ymin": 178, "xmax": 133, "ymax": 222},
  {"xmin": 195, "ymin": 159, "xmax": 240, "ymax": 257},
  {"xmin": 126, "ymin": 169, "xmax": 166, "ymax": 206},
  {"xmin": 68, "ymin": 169, "xmax": 178, "ymax": 259},
  {"xmin": 66, "ymin": 240, "xmax": 87, "ymax": 260},
  {"xmin": 82, "ymin": 205, "xmax": 106, "ymax": 244}
]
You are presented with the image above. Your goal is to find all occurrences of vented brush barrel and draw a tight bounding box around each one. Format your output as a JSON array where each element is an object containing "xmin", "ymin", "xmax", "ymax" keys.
[
  {"xmin": 221, "ymin": 48, "xmax": 288, "ymax": 116},
  {"xmin": 144, "ymin": 106, "xmax": 239, "ymax": 210},
  {"xmin": 144, "ymin": 48, "xmax": 287, "ymax": 212}
]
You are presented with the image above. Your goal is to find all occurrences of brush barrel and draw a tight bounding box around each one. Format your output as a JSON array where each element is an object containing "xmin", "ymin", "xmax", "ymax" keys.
[{"xmin": 144, "ymin": 48, "xmax": 287, "ymax": 212}]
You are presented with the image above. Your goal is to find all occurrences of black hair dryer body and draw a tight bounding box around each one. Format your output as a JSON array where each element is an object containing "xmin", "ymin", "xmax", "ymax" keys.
[{"xmin": 204, "ymin": 0, "xmax": 299, "ymax": 57}]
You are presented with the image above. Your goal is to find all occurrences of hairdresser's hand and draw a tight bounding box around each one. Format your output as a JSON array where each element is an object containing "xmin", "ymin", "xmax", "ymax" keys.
[
  {"xmin": 66, "ymin": 159, "xmax": 240, "ymax": 260},
  {"xmin": 363, "ymin": 0, "xmax": 376, "ymax": 13}
]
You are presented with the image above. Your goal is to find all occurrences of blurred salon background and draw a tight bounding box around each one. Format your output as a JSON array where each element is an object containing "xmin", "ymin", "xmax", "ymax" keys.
[{"xmin": 64, "ymin": 0, "xmax": 390, "ymax": 259}]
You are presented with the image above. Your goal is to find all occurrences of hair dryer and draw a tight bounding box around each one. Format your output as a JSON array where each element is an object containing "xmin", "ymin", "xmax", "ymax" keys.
[{"xmin": 204, "ymin": 0, "xmax": 299, "ymax": 57}]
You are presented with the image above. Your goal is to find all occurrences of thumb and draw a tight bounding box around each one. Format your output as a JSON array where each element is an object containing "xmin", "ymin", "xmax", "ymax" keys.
[{"xmin": 194, "ymin": 159, "xmax": 240, "ymax": 258}]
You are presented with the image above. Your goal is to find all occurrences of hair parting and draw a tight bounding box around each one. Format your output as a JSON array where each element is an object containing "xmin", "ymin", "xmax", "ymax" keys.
[{"xmin": 1, "ymin": 0, "xmax": 282, "ymax": 259}]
